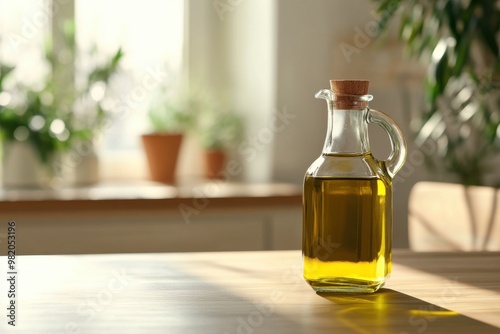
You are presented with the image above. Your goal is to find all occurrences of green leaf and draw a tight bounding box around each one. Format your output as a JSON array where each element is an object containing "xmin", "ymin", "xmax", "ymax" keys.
[
  {"xmin": 0, "ymin": 65, "xmax": 15, "ymax": 89},
  {"xmin": 111, "ymin": 47, "xmax": 124, "ymax": 68},
  {"xmin": 433, "ymin": 45, "xmax": 450, "ymax": 95},
  {"xmin": 478, "ymin": 0, "xmax": 499, "ymax": 57},
  {"xmin": 444, "ymin": 0, "xmax": 459, "ymax": 39},
  {"xmin": 63, "ymin": 19, "xmax": 76, "ymax": 45},
  {"xmin": 376, "ymin": 0, "xmax": 403, "ymax": 33}
]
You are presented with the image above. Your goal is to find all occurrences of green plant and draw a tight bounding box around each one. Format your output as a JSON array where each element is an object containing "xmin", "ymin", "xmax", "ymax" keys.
[
  {"xmin": 0, "ymin": 23, "xmax": 123, "ymax": 166},
  {"xmin": 198, "ymin": 107, "xmax": 244, "ymax": 150},
  {"xmin": 146, "ymin": 87, "xmax": 243, "ymax": 149},
  {"xmin": 0, "ymin": 64, "xmax": 14, "ymax": 91},
  {"xmin": 147, "ymin": 92, "xmax": 195, "ymax": 134},
  {"xmin": 0, "ymin": 87, "xmax": 71, "ymax": 163},
  {"xmin": 374, "ymin": 0, "xmax": 500, "ymax": 186},
  {"xmin": 0, "ymin": 54, "xmax": 72, "ymax": 164},
  {"xmin": 148, "ymin": 99, "xmax": 193, "ymax": 133},
  {"xmin": 72, "ymin": 46, "xmax": 124, "ymax": 141}
]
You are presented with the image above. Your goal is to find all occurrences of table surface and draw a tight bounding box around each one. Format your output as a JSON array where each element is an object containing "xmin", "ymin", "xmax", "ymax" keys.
[{"xmin": 1, "ymin": 250, "xmax": 499, "ymax": 333}]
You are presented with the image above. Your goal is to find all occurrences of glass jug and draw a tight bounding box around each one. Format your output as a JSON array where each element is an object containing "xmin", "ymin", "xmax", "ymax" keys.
[{"xmin": 302, "ymin": 80, "xmax": 407, "ymax": 293}]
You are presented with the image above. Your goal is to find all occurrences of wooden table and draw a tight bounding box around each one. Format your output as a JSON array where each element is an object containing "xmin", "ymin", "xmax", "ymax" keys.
[{"xmin": 1, "ymin": 250, "xmax": 499, "ymax": 333}]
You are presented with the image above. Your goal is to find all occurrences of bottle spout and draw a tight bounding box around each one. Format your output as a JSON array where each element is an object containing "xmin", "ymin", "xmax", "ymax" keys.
[{"xmin": 315, "ymin": 89, "xmax": 334, "ymax": 101}]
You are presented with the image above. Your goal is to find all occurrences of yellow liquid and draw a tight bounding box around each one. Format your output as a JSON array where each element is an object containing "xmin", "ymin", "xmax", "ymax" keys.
[{"xmin": 303, "ymin": 177, "xmax": 392, "ymax": 293}]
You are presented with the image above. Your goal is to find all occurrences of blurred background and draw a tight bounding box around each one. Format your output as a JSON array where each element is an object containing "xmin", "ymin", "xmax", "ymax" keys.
[{"xmin": 0, "ymin": 0, "xmax": 499, "ymax": 254}]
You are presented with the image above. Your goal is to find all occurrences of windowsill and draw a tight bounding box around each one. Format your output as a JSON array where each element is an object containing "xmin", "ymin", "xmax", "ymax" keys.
[{"xmin": 0, "ymin": 180, "xmax": 302, "ymax": 213}]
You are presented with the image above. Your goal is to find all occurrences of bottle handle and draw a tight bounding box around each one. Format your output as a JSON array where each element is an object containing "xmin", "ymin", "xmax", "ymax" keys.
[{"xmin": 367, "ymin": 108, "xmax": 407, "ymax": 179}]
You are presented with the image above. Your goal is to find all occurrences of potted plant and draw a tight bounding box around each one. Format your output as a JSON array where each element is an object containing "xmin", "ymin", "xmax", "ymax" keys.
[
  {"xmin": 142, "ymin": 93, "xmax": 194, "ymax": 184},
  {"xmin": 0, "ymin": 89, "xmax": 70, "ymax": 188},
  {"xmin": 64, "ymin": 46, "xmax": 124, "ymax": 185},
  {"xmin": 0, "ymin": 50, "xmax": 123, "ymax": 188},
  {"xmin": 46, "ymin": 19, "xmax": 124, "ymax": 186},
  {"xmin": 0, "ymin": 62, "xmax": 73, "ymax": 188},
  {"xmin": 197, "ymin": 106, "xmax": 243, "ymax": 179},
  {"xmin": 373, "ymin": 0, "xmax": 500, "ymax": 250},
  {"xmin": 0, "ymin": 19, "xmax": 123, "ymax": 188}
]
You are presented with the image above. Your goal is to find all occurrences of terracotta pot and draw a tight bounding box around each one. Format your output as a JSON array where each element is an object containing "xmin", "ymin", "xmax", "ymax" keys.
[
  {"xmin": 204, "ymin": 150, "xmax": 226, "ymax": 179},
  {"xmin": 141, "ymin": 133, "xmax": 183, "ymax": 184}
]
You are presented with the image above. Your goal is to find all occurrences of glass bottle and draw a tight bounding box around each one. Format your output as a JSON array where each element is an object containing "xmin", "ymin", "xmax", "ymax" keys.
[{"xmin": 303, "ymin": 80, "xmax": 407, "ymax": 293}]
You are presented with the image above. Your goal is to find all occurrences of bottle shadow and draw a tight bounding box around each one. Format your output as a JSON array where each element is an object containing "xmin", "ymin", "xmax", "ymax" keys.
[{"xmin": 316, "ymin": 288, "xmax": 500, "ymax": 334}]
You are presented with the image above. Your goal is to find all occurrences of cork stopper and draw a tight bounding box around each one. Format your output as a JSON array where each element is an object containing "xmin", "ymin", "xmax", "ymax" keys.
[{"xmin": 330, "ymin": 80, "xmax": 370, "ymax": 109}]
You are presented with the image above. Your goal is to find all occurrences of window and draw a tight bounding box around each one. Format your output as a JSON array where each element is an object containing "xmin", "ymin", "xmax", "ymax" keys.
[
  {"xmin": 0, "ymin": 0, "xmax": 185, "ymax": 180},
  {"xmin": 76, "ymin": 0, "xmax": 185, "ymax": 179},
  {"xmin": 0, "ymin": 0, "xmax": 48, "ymax": 88},
  {"xmin": 75, "ymin": 0, "xmax": 184, "ymax": 153}
]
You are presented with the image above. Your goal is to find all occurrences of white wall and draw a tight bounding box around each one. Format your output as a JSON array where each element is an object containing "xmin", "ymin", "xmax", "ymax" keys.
[
  {"xmin": 224, "ymin": 0, "xmax": 277, "ymax": 182},
  {"xmin": 185, "ymin": 0, "xmax": 277, "ymax": 182}
]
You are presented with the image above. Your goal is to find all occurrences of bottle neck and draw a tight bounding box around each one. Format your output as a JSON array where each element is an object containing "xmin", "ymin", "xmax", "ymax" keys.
[{"xmin": 323, "ymin": 103, "xmax": 370, "ymax": 155}]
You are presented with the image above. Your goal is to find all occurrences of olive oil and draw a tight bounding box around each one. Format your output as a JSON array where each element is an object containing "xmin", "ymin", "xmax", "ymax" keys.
[
  {"xmin": 302, "ymin": 176, "xmax": 392, "ymax": 293},
  {"xmin": 303, "ymin": 80, "xmax": 406, "ymax": 293}
]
